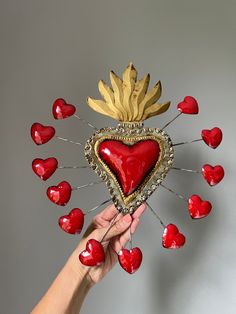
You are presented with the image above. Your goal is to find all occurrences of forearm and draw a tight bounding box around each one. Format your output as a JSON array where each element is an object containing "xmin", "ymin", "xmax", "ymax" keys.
[{"xmin": 31, "ymin": 251, "xmax": 91, "ymax": 314}]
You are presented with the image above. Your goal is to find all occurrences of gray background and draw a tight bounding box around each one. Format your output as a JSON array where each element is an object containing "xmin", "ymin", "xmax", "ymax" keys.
[{"xmin": 1, "ymin": 0, "xmax": 236, "ymax": 313}]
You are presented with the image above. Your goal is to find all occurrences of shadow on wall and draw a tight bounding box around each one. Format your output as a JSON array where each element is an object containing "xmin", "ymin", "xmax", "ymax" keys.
[{"xmin": 149, "ymin": 145, "xmax": 215, "ymax": 314}]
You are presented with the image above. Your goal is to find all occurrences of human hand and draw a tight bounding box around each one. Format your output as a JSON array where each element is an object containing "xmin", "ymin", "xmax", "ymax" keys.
[{"xmin": 69, "ymin": 203, "xmax": 146, "ymax": 286}]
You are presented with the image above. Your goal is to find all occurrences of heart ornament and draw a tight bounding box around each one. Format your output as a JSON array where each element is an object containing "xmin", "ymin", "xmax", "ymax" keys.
[{"xmin": 85, "ymin": 63, "xmax": 173, "ymax": 214}]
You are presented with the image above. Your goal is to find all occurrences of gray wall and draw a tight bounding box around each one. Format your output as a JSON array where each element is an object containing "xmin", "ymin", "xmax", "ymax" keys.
[{"xmin": 1, "ymin": 1, "xmax": 236, "ymax": 313}]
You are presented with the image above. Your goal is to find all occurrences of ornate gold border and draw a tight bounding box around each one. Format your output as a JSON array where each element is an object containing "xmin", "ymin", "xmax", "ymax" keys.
[{"xmin": 84, "ymin": 125, "xmax": 174, "ymax": 214}]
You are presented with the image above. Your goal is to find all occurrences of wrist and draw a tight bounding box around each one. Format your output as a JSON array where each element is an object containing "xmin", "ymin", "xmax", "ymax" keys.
[{"xmin": 66, "ymin": 247, "xmax": 94, "ymax": 289}]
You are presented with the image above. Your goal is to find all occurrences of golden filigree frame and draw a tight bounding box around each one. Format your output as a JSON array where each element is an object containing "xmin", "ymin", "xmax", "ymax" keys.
[{"xmin": 84, "ymin": 123, "xmax": 174, "ymax": 214}]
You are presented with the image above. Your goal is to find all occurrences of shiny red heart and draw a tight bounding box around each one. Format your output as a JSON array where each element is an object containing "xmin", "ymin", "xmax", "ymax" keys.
[
  {"xmin": 52, "ymin": 98, "xmax": 76, "ymax": 119},
  {"xmin": 188, "ymin": 194, "xmax": 212, "ymax": 219},
  {"xmin": 162, "ymin": 224, "xmax": 186, "ymax": 249},
  {"xmin": 31, "ymin": 123, "xmax": 55, "ymax": 145},
  {"xmin": 177, "ymin": 96, "xmax": 199, "ymax": 114},
  {"xmin": 32, "ymin": 157, "xmax": 58, "ymax": 180},
  {"xmin": 202, "ymin": 164, "xmax": 224, "ymax": 186},
  {"xmin": 201, "ymin": 127, "xmax": 223, "ymax": 149},
  {"xmin": 98, "ymin": 140, "xmax": 160, "ymax": 196},
  {"xmin": 118, "ymin": 247, "xmax": 143, "ymax": 274},
  {"xmin": 79, "ymin": 239, "xmax": 105, "ymax": 266},
  {"xmin": 59, "ymin": 208, "xmax": 84, "ymax": 234},
  {"xmin": 47, "ymin": 181, "xmax": 72, "ymax": 206}
]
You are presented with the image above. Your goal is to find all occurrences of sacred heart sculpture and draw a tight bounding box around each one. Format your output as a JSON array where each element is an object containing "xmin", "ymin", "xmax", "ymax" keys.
[
  {"xmin": 30, "ymin": 63, "xmax": 224, "ymax": 274},
  {"xmin": 85, "ymin": 127, "xmax": 173, "ymax": 214}
]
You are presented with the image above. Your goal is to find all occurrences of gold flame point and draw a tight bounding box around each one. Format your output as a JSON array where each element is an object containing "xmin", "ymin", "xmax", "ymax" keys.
[{"xmin": 87, "ymin": 63, "xmax": 170, "ymax": 122}]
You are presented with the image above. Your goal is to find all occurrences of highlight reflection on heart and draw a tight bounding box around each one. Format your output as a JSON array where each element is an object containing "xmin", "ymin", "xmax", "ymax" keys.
[{"xmin": 98, "ymin": 139, "xmax": 160, "ymax": 196}]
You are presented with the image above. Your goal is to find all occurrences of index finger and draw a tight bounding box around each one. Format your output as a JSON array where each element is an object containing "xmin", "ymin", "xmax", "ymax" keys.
[{"xmin": 93, "ymin": 204, "xmax": 119, "ymax": 227}]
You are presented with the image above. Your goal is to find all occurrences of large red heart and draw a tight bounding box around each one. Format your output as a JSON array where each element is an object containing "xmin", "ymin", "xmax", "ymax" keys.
[
  {"xmin": 98, "ymin": 140, "xmax": 160, "ymax": 196},
  {"xmin": 118, "ymin": 247, "xmax": 143, "ymax": 274},
  {"xmin": 59, "ymin": 208, "xmax": 84, "ymax": 234},
  {"xmin": 188, "ymin": 194, "xmax": 212, "ymax": 219},
  {"xmin": 32, "ymin": 157, "xmax": 58, "ymax": 180},
  {"xmin": 31, "ymin": 123, "xmax": 55, "ymax": 145},
  {"xmin": 177, "ymin": 96, "xmax": 199, "ymax": 114},
  {"xmin": 162, "ymin": 224, "xmax": 185, "ymax": 249},
  {"xmin": 202, "ymin": 164, "xmax": 224, "ymax": 186},
  {"xmin": 79, "ymin": 239, "xmax": 105, "ymax": 266},
  {"xmin": 52, "ymin": 98, "xmax": 76, "ymax": 119},
  {"xmin": 47, "ymin": 181, "xmax": 72, "ymax": 206},
  {"xmin": 201, "ymin": 127, "xmax": 223, "ymax": 149}
]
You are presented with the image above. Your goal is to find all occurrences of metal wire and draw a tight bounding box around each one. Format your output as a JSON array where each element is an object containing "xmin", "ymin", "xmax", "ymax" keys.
[
  {"xmin": 86, "ymin": 199, "xmax": 111, "ymax": 214},
  {"xmin": 171, "ymin": 167, "xmax": 200, "ymax": 173},
  {"xmin": 161, "ymin": 112, "xmax": 182, "ymax": 130},
  {"xmin": 74, "ymin": 114, "xmax": 98, "ymax": 130},
  {"xmin": 160, "ymin": 184, "xmax": 188, "ymax": 202},
  {"xmin": 73, "ymin": 180, "xmax": 102, "ymax": 190},
  {"xmin": 56, "ymin": 136, "xmax": 83, "ymax": 146},
  {"xmin": 147, "ymin": 202, "xmax": 166, "ymax": 228},
  {"xmin": 173, "ymin": 138, "xmax": 202, "ymax": 147}
]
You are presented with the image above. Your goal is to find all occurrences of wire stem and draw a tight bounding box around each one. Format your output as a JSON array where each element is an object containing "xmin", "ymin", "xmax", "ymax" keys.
[
  {"xmin": 160, "ymin": 184, "xmax": 188, "ymax": 202},
  {"xmin": 74, "ymin": 114, "xmax": 98, "ymax": 130},
  {"xmin": 56, "ymin": 136, "xmax": 83, "ymax": 146},
  {"xmin": 173, "ymin": 138, "xmax": 202, "ymax": 147},
  {"xmin": 147, "ymin": 202, "xmax": 166, "ymax": 228},
  {"xmin": 161, "ymin": 112, "xmax": 182, "ymax": 130}
]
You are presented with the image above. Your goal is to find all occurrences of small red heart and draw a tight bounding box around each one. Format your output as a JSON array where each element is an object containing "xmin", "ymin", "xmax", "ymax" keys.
[
  {"xmin": 32, "ymin": 157, "xmax": 58, "ymax": 180},
  {"xmin": 79, "ymin": 239, "xmax": 105, "ymax": 266},
  {"xmin": 118, "ymin": 247, "xmax": 143, "ymax": 274},
  {"xmin": 201, "ymin": 127, "xmax": 223, "ymax": 149},
  {"xmin": 202, "ymin": 164, "xmax": 224, "ymax": 186},
  {"xmin": 47, "ymin": 181, "xmax": 72, "ymax": 206},
  {"xmin": 31, "ymin": 123, "xmax": 55, "ymax": 145},
  {"xmin": 177, "ymin": 96, "xmax": 199, "ymax": 114},
  {"xmin": 52, "ymin": 98, "xmax": 76, "ymax": 119},
  {"xmin": 98, "ymin": 140, "xmax": 160, "ymax": 196},
  {"xmin": 188, "ymin": 194, "xmax": 212, "ymax": 219},
  {"xmin": 162, "ymin": 224, "xmax": 186, "ymax": 249},
  {"xmin": 59, "ymin": 208, "xmax": 84, "ymax": 234}
]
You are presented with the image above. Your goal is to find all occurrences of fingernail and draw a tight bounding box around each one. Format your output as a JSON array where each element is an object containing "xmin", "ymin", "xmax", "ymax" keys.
[{"xmin": 123, "ymin": 214, "xmax": 132, "ymax": 224}]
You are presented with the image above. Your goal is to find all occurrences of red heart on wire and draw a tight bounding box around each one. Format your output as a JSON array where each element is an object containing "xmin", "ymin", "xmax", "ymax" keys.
[
  {"xmin": 202, "ymin": 164, "xmax": 224, "ymax": 186},
  {"xmin": 177, "ymin": 96, "xmax": 199, "ymax": 114},
  {"xmin": 52, "ymin": 98, "xmax": 76, "ymax": 119},
  {"xmin": 59, "ymin": 208, "xmax": 84, "ymax": 234},
  {"xmin": 201, "ymin": 127, "xmax": 223, "ymax": 149},
  {"xmin": 32, "ymin": 157, "xmax": 58, "ymax": 180},
  {"xmin": 188, "ymin": 194, "xmax": 212, "ymax": 219},
  {"xmin": 118, "ymin": 247, "xmax": 143, "ymax": 274},
  {"xmin": 79, "ymin": 239, "xmax": 105, "ymax": 266},
  {"xmin": 31, "ymin": 123, "xmax": 55, "ymax": 145},
  {"xmin": 162, "ymin": 224, "xmax": 186, "ymax": 249},
  {"xmin": 98, "ymin": 140, "xmax": 160, "ymax": 196},
  {"xmin": 47, "ymin": 181, "xmax": 72, "ymax": 206}
]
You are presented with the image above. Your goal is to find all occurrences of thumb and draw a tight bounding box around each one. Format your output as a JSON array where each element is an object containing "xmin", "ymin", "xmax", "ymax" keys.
[{"xmin": 95, "ymin": 214, "xmax": 132, "ymax": 242}]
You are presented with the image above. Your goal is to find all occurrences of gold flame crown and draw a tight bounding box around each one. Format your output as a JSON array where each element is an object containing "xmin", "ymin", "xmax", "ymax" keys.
[{"xmin": 87, "ymin": 63, "xmax": 170, "ymax": 122}]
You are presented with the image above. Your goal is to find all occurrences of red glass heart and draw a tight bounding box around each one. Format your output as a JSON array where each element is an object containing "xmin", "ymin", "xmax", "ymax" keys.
[
  {"xmin": 188, "ymin": 194, "xmax": 212, "ymax": 219},
  {"xmin": 59, "ymin": 208, "xmax": 84, "ymax": 234},
  {"xmin": 31, "ymin": 123, "xmax": 55, "ymax": 145},
  {"xmin": 98, "ymin": 140, "xmax": 160, "ymax": 196},
  {"xmin": 79, "ymin": 239, "xmax": 105, "ymax": 266},
  {"xmin": 32, "ymin": 157, "xmax": 58, "ymax": 180},
  {"xmin": 52, "ymin": 98, "xmax": 76, "ymax": 119},
  {"xmin": 201, "ymin": 127, "xmax": 223, "ymax": 149},
  {"xmin": 162, "ymin": 224, "xmax": 185, "ymax": 249},
  {"xmin": 118, "ymin": 247, "xmax": 143, "ymax": 274},
  {"xmin": 202, "ymin": 164, "xmax": 224, "ymax": 186},
  {"xmin": 177, "ymin": 96, "xmax": 199, "ymax": 114},
  {"xmin": 47, "ymin": 181, "xmax": 72, "ymax": 206}
]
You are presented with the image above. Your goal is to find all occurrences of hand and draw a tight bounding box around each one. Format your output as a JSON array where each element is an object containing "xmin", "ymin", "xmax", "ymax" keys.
[
  {"xmin": 70, "ymin": 203, "xmax": 146, "ymax": 285},
  {"xmin": 32, "ymin": 203, "xmax": 146, "ymax": 314}
]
